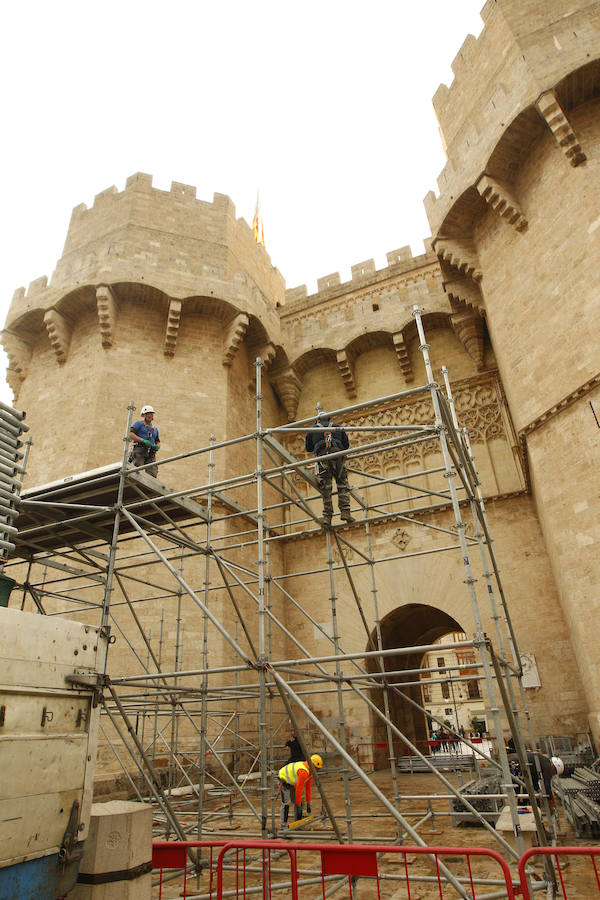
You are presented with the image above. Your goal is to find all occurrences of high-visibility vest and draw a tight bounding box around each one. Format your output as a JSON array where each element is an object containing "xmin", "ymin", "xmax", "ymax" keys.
[{"xmin": 278, "ymin": 760, "xmax": 309, "ymax": 785}]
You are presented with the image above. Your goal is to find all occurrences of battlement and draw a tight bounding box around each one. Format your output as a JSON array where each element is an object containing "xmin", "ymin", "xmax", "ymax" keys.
[
  {"xmin": 426, "ymin": 0, "xmax": 600, "ymax": 236},
  {"xmin": 68, "ymin": 172, "xmax": 236, "ymax": 235},
  {"xmin": 283, "ymin": 243, "xmax": 434, "ymax": 312},
  {"xmin": 4, "ymin": 173, "xmax": 285, "ymax": 331}
]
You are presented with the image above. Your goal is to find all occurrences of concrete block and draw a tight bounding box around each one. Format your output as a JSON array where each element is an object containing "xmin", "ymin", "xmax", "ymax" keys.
[{"xmin": 70, "ymin": 801, "xmax": 153, "ymax": 900}]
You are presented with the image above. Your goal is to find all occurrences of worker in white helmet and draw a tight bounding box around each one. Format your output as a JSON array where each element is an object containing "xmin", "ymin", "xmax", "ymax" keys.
[
  {"xmin": 278, "ymin": 754, "xmax": 323, "ymax": 833},
  {"xmin": 509, "ymin": 750, "xmax": 564, "ymax": 811},
  {"xmin": 129, "ymin": 405, "xmax": 160, "ymax": 477}
]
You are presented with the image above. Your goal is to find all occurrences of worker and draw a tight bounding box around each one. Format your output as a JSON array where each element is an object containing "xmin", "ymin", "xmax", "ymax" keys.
[
  {"xmin": 509, "ymin": 751, "xmax": 564, "ymax": 811},
  {"xmin": 305, "ymin": 413, "xmax": 354, "ymax": 526},
  {"xmin": 129, "ymin": 405, "xmax": 160, "ymax": 478},
  {"xmin": 278, "ymin": 754, "xmax": 323, "ymax": 832},
  {"xmin": 285, "ymin": 729, "xmax": 304, "ymax": 763}
]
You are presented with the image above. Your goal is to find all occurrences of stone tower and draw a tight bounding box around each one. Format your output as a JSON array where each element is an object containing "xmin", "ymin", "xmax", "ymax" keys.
[
  {"xmin": 2, "ymin": 174, "xmax": 286, "ymax": 486},
  {"xmin": 425, "ymin": 0, "xmax": 600, "ymax": 741}
]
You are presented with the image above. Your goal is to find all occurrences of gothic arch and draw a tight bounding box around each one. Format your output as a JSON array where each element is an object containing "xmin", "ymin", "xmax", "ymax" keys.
[{"xmin": 365, "ymin": 603, "xmax": 464, "ymax": 751}]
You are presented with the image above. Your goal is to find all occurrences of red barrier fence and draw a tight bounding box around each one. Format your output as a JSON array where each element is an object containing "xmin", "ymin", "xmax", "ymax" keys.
[
  {"xmin": 153, "ymin": 839, "xmax": 517, "ymax": 899},
  {"xmin": 518, "ymin": 846, "xmax": 600, "ymax": 899}
]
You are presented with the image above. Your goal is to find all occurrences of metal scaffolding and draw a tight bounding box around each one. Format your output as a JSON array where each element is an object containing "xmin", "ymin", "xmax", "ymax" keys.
[{"xmin": 4, "ymin": 306, "xmax": 558, "ymax": 897}]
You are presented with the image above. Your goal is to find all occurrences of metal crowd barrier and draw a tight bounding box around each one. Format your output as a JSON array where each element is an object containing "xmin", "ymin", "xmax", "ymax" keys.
[
  {"xmin": 153, "ymin": 839, "xmax": 517, "ymax": 899},
  {"xmin": 518, "ymin": 845, "xmax": 600, "ymax": 899}
]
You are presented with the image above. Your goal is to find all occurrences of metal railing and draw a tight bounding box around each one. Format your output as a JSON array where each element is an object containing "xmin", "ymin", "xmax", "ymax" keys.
[{"xmin": 153, "ymin": 839, "xmax": 517, "ymax": 899}]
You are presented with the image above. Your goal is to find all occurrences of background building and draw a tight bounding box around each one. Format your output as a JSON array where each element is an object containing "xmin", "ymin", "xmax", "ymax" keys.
[{"xmin": 420, "ymin": 632, "xmax": 487, "ymax": 738}]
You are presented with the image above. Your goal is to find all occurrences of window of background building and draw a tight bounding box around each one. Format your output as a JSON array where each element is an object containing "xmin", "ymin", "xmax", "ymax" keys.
[
  {"xmin": 456, "ymin": 651, "xmax": 476, "ymax": 667},
  {"xmin": 467, "ymin": 681, "xmax": 481, "ymax": 699},
  {"xmin": 445, "ymin": 708, "xmax": 453, "ymax": 716},
  {"xmin": 437, "ymin": 656, "xmax": 445, "ymax": 671},
  {"xmin": 451, "ymin": 632, "xmax": 468, "ymax": 642},
  {"xmin": 422, "ymin": 685, "xmax": 432, "ymax": 703},
  {"xmin": 441, "ymin": 682, "xmax": 450, "ymax": 699}
]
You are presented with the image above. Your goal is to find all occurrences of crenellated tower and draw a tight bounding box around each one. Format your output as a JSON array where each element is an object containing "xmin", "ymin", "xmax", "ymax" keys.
[
  {"xmin": 426, "ymin": 0, "xmax": 600, "ymax": 742},
  {"xmin": 2, "ymin": 174, "xmax": 286, "ymax": 486}
]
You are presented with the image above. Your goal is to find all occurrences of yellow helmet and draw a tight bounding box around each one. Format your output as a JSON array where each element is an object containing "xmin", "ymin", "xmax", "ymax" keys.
[{"xmin": 310, "ymin": 754, "xmax": 323, "ymax": 769}]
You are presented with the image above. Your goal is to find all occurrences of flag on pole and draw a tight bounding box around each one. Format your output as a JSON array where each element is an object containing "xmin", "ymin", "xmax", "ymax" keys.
[{"xmin": 252, "ymin": 193, "xmax": 264, "ymax": 246}]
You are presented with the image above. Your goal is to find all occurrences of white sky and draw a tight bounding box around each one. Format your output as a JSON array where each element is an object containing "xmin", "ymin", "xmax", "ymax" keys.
[{"xmin": 0, "ymin": 1, "xmax": 484, "ymax": 407}]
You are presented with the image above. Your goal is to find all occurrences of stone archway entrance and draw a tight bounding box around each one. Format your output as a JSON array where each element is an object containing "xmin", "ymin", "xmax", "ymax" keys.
[{"xmin": 366, "ymin": 603, "xmax": 464, "ymax": 752}]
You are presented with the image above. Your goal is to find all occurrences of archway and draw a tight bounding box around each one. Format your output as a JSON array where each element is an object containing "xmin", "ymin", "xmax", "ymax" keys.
[{"xmin": 366, "ymin": 603, "xmax": 464, "ymax": 753}]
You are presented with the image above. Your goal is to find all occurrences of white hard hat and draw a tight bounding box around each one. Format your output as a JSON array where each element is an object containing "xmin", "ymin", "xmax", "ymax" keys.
[
  {"xmin": 140, "ymin": 405, "xmax": 155, "ymax": 415},
  {"xmin": 551, "ymin": 756, "xmax": 564, "ymax": 776}
]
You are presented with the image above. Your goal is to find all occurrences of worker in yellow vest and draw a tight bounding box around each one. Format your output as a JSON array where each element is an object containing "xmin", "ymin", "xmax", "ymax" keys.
[{"xmin": 278, "ymin": 754, "xmax": 323, "ymax": 832}]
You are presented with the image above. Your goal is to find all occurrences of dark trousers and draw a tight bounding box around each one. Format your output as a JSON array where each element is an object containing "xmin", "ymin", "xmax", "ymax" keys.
[
  {"xmin": 318, "ymin": 459, "xmax": 350, "ymax": 517},
  {"xmin": 132, "ymin": 445, "xmax": 158, "ymax": 478},
  {"xmin": 280, "ymin": 781, "xmax": 295, "ymax": 826}
]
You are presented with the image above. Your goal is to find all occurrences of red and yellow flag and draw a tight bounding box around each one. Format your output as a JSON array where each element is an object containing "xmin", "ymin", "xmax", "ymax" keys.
[{"xmin": 252, "ymin": 194, "xmax": 264, "ymax": 246}]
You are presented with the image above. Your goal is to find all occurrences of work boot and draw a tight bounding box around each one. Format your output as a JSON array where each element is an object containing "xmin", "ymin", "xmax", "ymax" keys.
[
  {"xmin": 340, "ymin": 511, "xmax": 355, "ymax": 523},
  {"xmin": 318, "ymin": 515, "xmax": 332, "ymax": 527}
]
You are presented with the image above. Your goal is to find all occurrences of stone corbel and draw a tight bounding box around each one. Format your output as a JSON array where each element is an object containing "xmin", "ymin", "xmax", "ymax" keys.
[
  {"xmin": 536, "ymin": 90, "xmax": 586, "ymax": 167},
  {"xmin": 222, "ymin": 313, "xmax": 249, "ymax": 366},
  {"xmin": 96, "ymin": 285, "xmax": 119, "ymax": 348},
  {"xmin": 450, "ymin": 307, "xmax": 485, "ymax": 371},
  {"xmin": 248, "ymin": 342, "xmax": 276, "ymax": 388},
  {"xmin": 270, "ymin": 366, "xmax": 303, "ymax": 422},
  {"xmin": 476, "ymin": 175, "xmax": 528, "ymax": 232},
  {"xmin": 254, "ymin": 342, "xmax": 276, "ymax": 369},
  {"xmin": 164, "ymin": 299, "xmax": 182, "ymax": 357},
  {"xmin": 1, "ymin": 331, "xmax": 33, "ymax": 401},
  {"xmin": 336, "ymin": 349, "xmax": 357, "ymax": 398},
  {"xmin": 392, "ymin": 333, "xmax": 414, "ymax": 383},
  {"xmin": 444, "ymin": 273, "xmax": 485, "ymax": 313},
  {"xmin": 44, "ymin": 309, "xmax": 72, "ymax": 365},
  {"xmin": 434, "ymin": 237, "xmax": 482, "ymax": 281}
]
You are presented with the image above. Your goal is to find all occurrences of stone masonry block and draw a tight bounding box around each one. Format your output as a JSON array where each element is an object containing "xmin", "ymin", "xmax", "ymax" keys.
[
  {"xmin": 286, "ymin": 286, "xmax": 308, "ymax": 303},
  {"xmin": 125, "ymin": 172, "xmax": 153, "ymax": 191},
  {"xmin": 171, "ymin": 181, "xmax": 197, "ymax": 199},
  {"xmin": 351, "ymin": 260, "xmax": 376, "ymax": 279},
  {"xmin": 27, "ymin": 276, "xmax": 48, "ymax": 295},
  {"xmin": 317, "ymin": 273, "xmax": 341, "ymax": 291},
  {"xmin": 386, "ymin": 247, "xmax": 412, "ymax": 266},
  {"xmin": 93, "ymin": 186, "xmax": 119, "ymax": 207},
  {"xmin": 70, "ymin": 800, "xmax": 152, "ymax": 900}
]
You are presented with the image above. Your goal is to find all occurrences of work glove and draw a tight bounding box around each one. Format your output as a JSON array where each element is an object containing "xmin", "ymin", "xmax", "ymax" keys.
[
  {"xmin": 142, "ymin": 439, "xmax": 152, "ymax": 448},
  {"xmin": 153, "ymin": 445, "xmax": 159, "ymax": 452},
  {"xmin": 306, "ymin": 803, "xmax": 311, "ymax": 814},
  {"xmin": 295, "ymin": 805, "xmax": 302, "ymax": 820}
]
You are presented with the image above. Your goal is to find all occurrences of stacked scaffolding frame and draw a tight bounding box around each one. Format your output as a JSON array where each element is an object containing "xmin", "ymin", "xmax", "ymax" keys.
[{"xmin": 4, "ymin": 307, "xmax": 560, "ymax": 898}]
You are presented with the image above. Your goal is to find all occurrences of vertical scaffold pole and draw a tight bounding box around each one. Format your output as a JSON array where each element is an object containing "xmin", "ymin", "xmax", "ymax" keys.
[
  {"xmin": 255, "ymin": 358, "xmax": 269, "ymax": 837},
  {"xmin": 412, "ymin": 305, "xmax": 525, "ymax": 855},
  {"xmin": 169, "ymin": 547, "xmax": 185, "ymax": 793},
  {"xmin": 455, "ymin": 394, "xmax": 555, "ymax": 839},
  {"xmin": 100, "ymin": 402, "xmax": 135, "ymax": 659},
  {"xmin": 265, "ymin": 538, "xmax": 277, "ymax": 833},
  {"xmin": 441, "ymin": 367, "xmax": 525, "ymax": 711},
  {"xmin": 324, "ymin": 528, "xmax": 355, "ymax": 844},
  {"xmin": 197, "ymin": 434, "xmax": 215, "ymax": 842},
  {"xmin": 363, "ymin": 512, "xmax": 403, "ymax": 826},
  {"xmin": 443, "ymin": 366, "xmax": 553, "ymax": 837},
  {"xmin": 442, "ymin": 366, "xmax": 551, "ymax": 834}
]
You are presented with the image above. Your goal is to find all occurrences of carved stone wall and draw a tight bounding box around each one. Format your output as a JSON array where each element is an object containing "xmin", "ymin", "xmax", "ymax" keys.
[{"xmin": 426, "ymin": 0, "xmax": 600, "ymax": 742}]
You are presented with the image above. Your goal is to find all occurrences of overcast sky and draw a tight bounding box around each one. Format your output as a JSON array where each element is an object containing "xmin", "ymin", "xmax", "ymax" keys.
[{"xmin": 0, "ymin": 0, "xmax": 484, "ymax": 406}]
